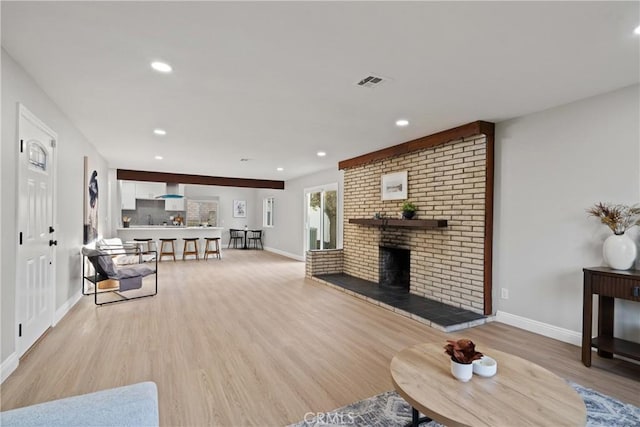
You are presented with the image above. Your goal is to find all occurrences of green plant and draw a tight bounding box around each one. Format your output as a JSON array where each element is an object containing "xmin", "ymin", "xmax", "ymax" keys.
[
  {"xmin": 401, "ymin": 201, "xmax": 416, "ymax": 212},
  {"xmin": 587, "ymin": 202, "xmax": 640, "ymax": 235},
  {"xmin": 444, "ymin": 339, "xmax": 483, "ymax": 364}
]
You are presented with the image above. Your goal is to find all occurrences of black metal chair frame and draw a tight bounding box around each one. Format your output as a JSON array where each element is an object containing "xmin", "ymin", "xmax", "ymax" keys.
[
  {"xmin": 228, "ymin": 229, "xmax": 244, "ymax": 249},
  {"xmin": 247, "ymin": 230, "xmax": 264, "ymax": 250},
  {"xmin": 82, "ymin": 245, "xmax": 158, "ymax": 306}
]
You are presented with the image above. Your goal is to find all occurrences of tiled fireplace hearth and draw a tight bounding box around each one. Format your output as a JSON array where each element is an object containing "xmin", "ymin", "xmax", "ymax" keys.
[
  {"xmin": 306, "ymin": 249, "xmax": 486, "ymax": 331},
  {"xmin": 306, "ymin": 121, "xmax": 495, "ymax": 329}
]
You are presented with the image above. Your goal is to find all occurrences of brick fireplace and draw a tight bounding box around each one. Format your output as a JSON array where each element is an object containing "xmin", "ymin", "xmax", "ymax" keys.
[{"xmin": 306, "ymin": 121, "xmax": 494, "ymax": 316}]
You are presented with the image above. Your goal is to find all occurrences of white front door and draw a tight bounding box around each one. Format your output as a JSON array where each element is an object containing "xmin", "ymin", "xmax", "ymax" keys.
[{"xmin": 16, "ymin": 105, "xmax": 57, "ymax": 357}]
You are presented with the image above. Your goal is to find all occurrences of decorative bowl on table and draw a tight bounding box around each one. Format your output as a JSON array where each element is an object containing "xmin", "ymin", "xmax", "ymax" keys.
[{"xmin": 472, "ymin": 355, "xmax": 497, "ymax": 377}]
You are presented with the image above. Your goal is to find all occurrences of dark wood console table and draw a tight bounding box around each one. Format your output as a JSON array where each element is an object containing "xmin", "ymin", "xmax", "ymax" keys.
[{"xmin": 582, "ymin": 267, "xmax": 640, "ymax": 367}]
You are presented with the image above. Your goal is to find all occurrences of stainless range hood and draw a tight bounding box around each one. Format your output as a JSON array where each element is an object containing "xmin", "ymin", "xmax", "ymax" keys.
[{"xmin": 155, "ymin": 183, "xmax": 184, "ymax": 199}]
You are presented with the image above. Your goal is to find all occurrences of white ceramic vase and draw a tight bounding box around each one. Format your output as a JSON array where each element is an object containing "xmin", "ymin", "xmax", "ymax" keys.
[
  {"xmin": 450, "ymin": 359, "xmax": 473, "ymax": 382},
  {"xmin": 603, "ymin": 233, "xmax": 637, "ymax": 270}
]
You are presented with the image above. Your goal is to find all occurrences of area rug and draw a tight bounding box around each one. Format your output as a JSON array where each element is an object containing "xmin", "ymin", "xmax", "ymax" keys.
[{"xmin": 290, "ymin": 382, "xmax": 640, "ymax": 427}]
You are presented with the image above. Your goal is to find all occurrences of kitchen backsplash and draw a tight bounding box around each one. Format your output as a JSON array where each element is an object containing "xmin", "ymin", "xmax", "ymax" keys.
[{"xmin": 122, "ymin": 199, "xmax": 185, "ymax": 226}]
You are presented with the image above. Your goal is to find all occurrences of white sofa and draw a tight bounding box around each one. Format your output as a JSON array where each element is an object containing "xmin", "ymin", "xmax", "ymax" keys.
[{"xmin": 0, "ymin": 382, "xmax": 159, "ymax": 426}]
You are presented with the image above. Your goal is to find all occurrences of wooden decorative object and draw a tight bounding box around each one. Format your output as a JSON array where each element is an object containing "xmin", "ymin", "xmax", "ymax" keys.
[{"xmin": 97, "ymin": 279, "xmax": 119, "ymax": 290}]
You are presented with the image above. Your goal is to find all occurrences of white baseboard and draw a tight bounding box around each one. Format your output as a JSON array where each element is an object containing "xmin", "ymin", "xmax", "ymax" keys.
[
  {"xmin": 53, "ymin": 291, "xmax": 82, "ymax": 326},
  {"xmin": 495, "ymin": 310, "xmax": 582, "ymax": 346},
  {"xmin": 2, "ymin": 293, "xmax": 81, "ymax": 384},
  {"xmin": 264, "ymin": 247, "xmax": 305, "ymax": 262},
  {"xmin": 1, "ymin": 352, "xmax": 19, "ymax": 384}
]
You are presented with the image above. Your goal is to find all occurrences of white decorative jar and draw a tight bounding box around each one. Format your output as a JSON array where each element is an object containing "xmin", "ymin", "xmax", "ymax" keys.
[
  {"xmin": 603, "ymin": 233, "xmax": 637, "ymax": 270},
  {"xmin": 472, "ymin": 356, "xmax": 497, "ymax": 377},
  {"xmin": 450, "ymin": 359, "xmax": 473, "ymax": 382}
]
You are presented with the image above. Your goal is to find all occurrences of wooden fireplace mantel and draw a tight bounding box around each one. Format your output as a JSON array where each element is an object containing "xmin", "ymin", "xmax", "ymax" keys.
[{"xmin": 348, "ymin": 218, "xmax": 448, "ymax": 228}]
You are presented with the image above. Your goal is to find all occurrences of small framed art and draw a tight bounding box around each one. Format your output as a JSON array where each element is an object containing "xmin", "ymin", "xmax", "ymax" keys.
[
  {"xmin": 233, "ymin": 200, "xmax": 247, "ymax": 218},
  {"xmin": 381, "ymin": 171, "xmax": 407, "ymax": 201}
]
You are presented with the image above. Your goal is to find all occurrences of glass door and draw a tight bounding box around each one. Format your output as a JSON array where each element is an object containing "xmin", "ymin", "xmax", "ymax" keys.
[{"xmin": 305, "ymin": 185, "xmax": 338, "ymax": 251}]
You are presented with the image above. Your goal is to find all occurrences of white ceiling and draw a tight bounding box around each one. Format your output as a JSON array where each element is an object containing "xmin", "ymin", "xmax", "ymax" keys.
[{"xmin": 2, "ymin": 1, "xmax": 639, "ymax": 181}]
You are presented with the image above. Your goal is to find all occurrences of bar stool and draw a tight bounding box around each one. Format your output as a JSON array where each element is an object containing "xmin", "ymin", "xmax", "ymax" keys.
[
  {"xmin": 183, "ymin": 238, "xmax": 199, "ymax": 261},
  {"xmin": 159, "ymin": 238, "xmax": 177, "ymax": 261},
  {"xmin": 133, "ymin": 238, "xmax": 156, "ymax": 253},
  {"xmin": 204, "ymin": 237, "xmax": 221, "ymax": 260}
]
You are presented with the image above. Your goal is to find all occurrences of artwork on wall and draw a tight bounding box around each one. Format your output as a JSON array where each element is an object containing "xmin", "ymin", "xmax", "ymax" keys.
[
  {"xmin": 83, "ymin": 156, "xmax": 99, "ymax": 244},
  {"xmin": 233, "ymin": 200, "xmax": 247, "ymax": 218},
  {"xmin": 381, "ymin": 171, "xmax": 408, "ymax": 200}
]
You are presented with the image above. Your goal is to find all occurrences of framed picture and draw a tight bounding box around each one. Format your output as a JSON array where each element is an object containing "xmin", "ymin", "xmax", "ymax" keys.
[
  {"xmin": 233, "ymin": 200, "xmax": 247, "ymax": 218},
  {"xmin": 83, "ymin": 156, "xmax": 99, "ymax": 243},
  {"xmin": 381, "ymin": 171, "xmax": 408, "ymax": 201}
]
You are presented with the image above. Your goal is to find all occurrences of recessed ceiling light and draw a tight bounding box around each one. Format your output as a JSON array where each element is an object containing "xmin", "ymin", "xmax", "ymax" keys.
[
  {"xmin": 396, "ymin": 119, "xmax": 409, "ymax": 127},
  {"xmin": 153, "ymin": 129, "xmax": 166, "ymax": 136},
  {"xmin": 151, "ymin": 61, "xmax": 172, "ymax": 73},
  {"xmin": 317, "ymin": 151, "xmax": 327, "ymax": 157},
  {"xmin": 634, "ymin": 25, "xmax": 640, "ymax": 35},
  {"xmin": 276, "ymin": 167, "xmax": 284, "ymax": 172},
  {"xmin": 154, "ymin": 155, "xmax": 163, "ymax": 160}
]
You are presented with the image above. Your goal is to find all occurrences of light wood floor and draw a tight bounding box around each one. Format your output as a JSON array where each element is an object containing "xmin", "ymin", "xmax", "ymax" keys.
[{"xmin": 1, "ymin": 250, "xmax": 639, "ymax": 426}]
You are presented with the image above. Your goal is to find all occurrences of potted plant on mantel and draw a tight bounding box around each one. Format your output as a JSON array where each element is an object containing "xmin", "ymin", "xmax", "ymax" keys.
[
  {"xmin": 587, "ymin": 202, "xmax": 640, "ymax": 270},
  {"xmin": 401, "ymin": 201, "xmax": 417, "ymax": 219},
  {"xmin": 444, "ymin": 339, "xmax": 483, "ymax": 382}
]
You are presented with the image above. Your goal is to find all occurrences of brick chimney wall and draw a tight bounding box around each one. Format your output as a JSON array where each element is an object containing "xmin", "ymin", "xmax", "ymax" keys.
[{"xmin": 342, "ymin": 135, "xmax": 487, "ymax": 313}]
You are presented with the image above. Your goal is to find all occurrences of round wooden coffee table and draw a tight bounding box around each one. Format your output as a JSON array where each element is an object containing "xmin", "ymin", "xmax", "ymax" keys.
[{"xmin": 390, "ymin": 343, "xmax": 586, "ymax": 427}]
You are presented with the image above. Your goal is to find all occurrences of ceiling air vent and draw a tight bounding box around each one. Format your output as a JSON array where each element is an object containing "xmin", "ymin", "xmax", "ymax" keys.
[{"xmin": 356, "ymin": 74, "xmax": 388, "ymax": 89}]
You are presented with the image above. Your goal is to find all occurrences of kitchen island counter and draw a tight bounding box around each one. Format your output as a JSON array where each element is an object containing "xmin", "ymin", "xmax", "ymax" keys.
[
  {"xmin": 117, "ymin": 227, "xmax": 224, "ymax": 259},
  {"xmin": 116, "ymin": 226, "xmax": 224, "ymax": 230}
]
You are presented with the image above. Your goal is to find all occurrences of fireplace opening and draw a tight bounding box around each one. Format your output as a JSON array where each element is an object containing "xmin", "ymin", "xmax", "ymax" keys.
[{"xmin": 379, "ymin": 246, "xmax": 410, "ymax": 290}]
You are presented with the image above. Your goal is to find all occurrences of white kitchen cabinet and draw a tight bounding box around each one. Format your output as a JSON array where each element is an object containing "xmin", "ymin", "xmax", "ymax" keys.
[
  {"xmin": 135, "ymin": 182, "xmax": 166, "ymax": 199},
  {"xmin": 165, "ymin": 198, "xmax": 185, "ymax": 211},
  {"xmin": 121, "ymin": 181, "xmax": 137, "ymax": 210}
]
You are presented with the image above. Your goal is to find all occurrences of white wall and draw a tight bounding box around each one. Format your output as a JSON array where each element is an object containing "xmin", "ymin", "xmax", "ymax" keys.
[
  {"xmin": 494, "ymin": 84, "xmax": 640, "ymax": 343},
  {"xmin": 1, "ymin": 49, "xmax": 109, "ymax": 366},
  {"xmin": 256, "ymin": 167, "xmax": 343, "ymax": 260},
  {"xmin": 184, "ymin": 184, "xmax": 259, "ymax": 243}
]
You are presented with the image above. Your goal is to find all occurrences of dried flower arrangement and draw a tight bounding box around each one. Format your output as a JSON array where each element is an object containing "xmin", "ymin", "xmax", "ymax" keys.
[
  {"xmin": 444, "ymin": 339, "xmax": 483, "ymax": 364},
  {"xmin": 587, "ymin": 202, "xmax": 640, "ymax": 235},
  {"xmin": 122, "ymin": 216, "xmax": 131, "ymax": 223}
]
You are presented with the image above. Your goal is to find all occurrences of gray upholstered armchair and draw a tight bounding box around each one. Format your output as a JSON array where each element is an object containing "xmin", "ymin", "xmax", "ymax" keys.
[{"xmin": 81, "ymin": 246, "xmax": 157, "ymax": 305}]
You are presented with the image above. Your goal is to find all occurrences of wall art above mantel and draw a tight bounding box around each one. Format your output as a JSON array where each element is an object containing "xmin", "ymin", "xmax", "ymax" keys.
[{"xmin": 381, "ymin": 171, "xmax": 408, "ymax": 200}]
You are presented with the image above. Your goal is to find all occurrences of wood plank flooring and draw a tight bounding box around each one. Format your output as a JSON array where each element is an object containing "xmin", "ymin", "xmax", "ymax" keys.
[{"xmin": 1, "ymin": 249, "xmax": 639, "ymax": 426}]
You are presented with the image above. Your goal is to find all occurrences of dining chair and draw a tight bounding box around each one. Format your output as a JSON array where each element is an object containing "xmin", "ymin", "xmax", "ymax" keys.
[
  {"xmin": 228, "ymin": 229, "xmax": 244, "ymax": 248},
  {"xmin": 247, "ymin": 230, "xmax": 263, "ymax": 250}
]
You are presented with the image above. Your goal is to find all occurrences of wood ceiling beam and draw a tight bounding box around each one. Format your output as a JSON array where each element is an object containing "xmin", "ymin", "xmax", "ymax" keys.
[
  {"xmin": 338, "ymin": 120, "xmax": 495, "ymax": 170},
  {"xmin": 116, "ymin": 169, "xmax": 285, "ymax": 190}
]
